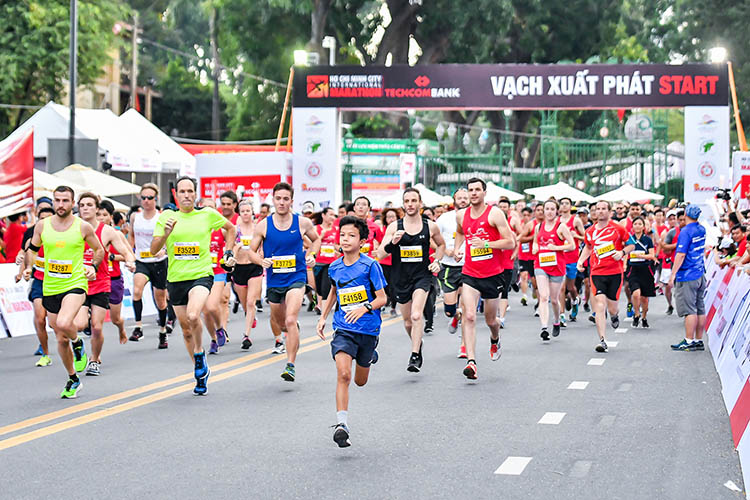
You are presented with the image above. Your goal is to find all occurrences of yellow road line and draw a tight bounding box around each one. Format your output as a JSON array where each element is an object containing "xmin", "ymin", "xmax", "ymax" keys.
[{"xmin": 0, "ymin": 316, "xmax": 403, "ymax": 451}]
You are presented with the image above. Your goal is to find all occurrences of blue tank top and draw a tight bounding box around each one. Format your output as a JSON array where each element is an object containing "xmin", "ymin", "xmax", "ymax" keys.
[{"xmin": 263, "ymin": 213, "xmax": 307, "ymax": 288}]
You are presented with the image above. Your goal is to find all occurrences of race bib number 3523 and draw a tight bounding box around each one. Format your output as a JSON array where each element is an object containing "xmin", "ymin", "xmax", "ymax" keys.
[{"xmin": 174, "ymin": 242, "xmax": 200, "ymax": 260}]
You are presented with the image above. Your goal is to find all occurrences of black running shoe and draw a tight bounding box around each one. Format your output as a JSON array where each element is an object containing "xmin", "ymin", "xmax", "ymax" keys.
[
  {"xmin": 632, "ymin": 316, "xmax": 640, "ymax": 328},
  {"xmin": 407, "ymin": 353, "xmax": 421, "ymax": 373},
  {"xmin": 583, "ymin": 302, "xmax": 590, "ymax": 312},
  {"xmin": 424, "ymin": 325, "xmax": 434, "ymax": 336},
  {"xmin": 595, "ymin": 339, "xmax": 608, "ymax": 353},
  {"xmin": 232, "ymin": 299, "xmax": 240, "ymax": 314},
  {"xmin": 129, "ymin": 327, "xmax": 143, "ymax": 342},
  {"xmin": 565, "ymin": 297, "xmax": 571, "ymax": 311},
  {"xmin": 694, "ymin": 340, "xmax": 705, "ymax": 351},
  {"xmin": 541, "ymin": 328, "xmax": 550, "ymax": 341},
  {"xmin": 552, "ymin": 324, "xmax": 561, "ymax": 337},
  {"xmin": 666, "ymin": 305, "xmax": 674, "ymax": 315},
  {"xmin": 333, "ymin": 423, "xmax": 351, "ymax": 447},
  {"xmin": 611, "ymin": 314, "xmax": 620, "ymax": 330},
  {"xmin": 165, "ymin": 320, "xmax": 174, "ymax": 334},
  {"xmin": 158, "ymin": 332, "xmax": 168, "ymax": 349},
  {"xmin": 256, "ymin": 300, "xmax": 263, "ymax": 313},
  {"xmin": 641, "ymin": 318, "xmax": 650, "ymax": 328},
  {"xmin": 241, "ymin": 336, "xmax": 252, "ymax": 350},
  {"xmin": 588, "ymin": 314, "xmax": 596, "ymax": 324}
]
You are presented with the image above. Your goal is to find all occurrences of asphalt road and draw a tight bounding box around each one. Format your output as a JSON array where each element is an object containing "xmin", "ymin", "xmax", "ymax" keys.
[{"xmin": 0, "ymin": 292, "xmax": 744, "ymax": 500}]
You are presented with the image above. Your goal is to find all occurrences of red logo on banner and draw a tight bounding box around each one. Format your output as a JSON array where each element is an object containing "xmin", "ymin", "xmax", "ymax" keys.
[
  {"xmin": 307, "ymin": 75, "xmax": 329, "ymax": 98},
  {"xmin": 415, "ymin": 75, "xmax": 430, "ymax": 87}
]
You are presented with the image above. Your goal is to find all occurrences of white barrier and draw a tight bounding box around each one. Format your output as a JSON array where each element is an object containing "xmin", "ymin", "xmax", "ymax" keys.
[{"xmin": 703, "ymin": 257, "xmax": 750, "ymax": 497}]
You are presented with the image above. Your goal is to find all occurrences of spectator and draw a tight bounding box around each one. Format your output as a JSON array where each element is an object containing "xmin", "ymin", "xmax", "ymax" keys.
[
  {"xmin": 737, "ymin": 188, "xmax": 750, "ymax": 212},
  {"xmin": 3, "ymin": 212, "xmax": 27, "ymax": 262}
]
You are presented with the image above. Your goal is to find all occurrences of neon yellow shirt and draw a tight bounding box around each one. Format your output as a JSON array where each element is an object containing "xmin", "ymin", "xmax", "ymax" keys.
[
  {"xmin": 41, "ymin": 217, "xmax": 88, "ymax": 296},
  {"xmin": 154, "ymin": 208, "xmax": 227, "ymax": 282}
]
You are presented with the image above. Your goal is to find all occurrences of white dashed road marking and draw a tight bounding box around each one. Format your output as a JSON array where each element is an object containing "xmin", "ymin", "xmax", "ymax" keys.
[
  {"xmin": 495, "ymin": 457, "xmax": 533, "ymax": 475},
  {"xmin": 567, "ymin": 381, "xmax": 589, "ymax": 390},
  {"xmin": 538, "ymin": 412, "xmax": 566, "ymax": 425},
  {"xmin": 588, "ymin": 358, "xmax": 606, "ymax": 366},
  {"xmin": 615, "ymin": 328, "xmax": 628, "ymax": 333}
]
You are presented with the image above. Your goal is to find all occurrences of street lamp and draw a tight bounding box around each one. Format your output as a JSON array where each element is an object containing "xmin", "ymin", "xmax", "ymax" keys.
[
  {"xmin": 293, "ymin": 50, "xmax": 308, "ymax": 66},
  {"xmin": 599, "ymin": 121, "xmax": 609, "ymax": 194},
  {"xmin": 462, "ymin": 131, "xmax": 472, "ymax": 151},
  {"xmin": 709, "ymin": 46, "xmax": 727, "ymax": 64}
]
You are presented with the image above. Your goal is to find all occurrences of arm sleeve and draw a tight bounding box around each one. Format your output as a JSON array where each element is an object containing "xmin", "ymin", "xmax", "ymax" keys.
[{"xmin": 369, "ymin": 261, "xmax": 388, "ymax": 291}]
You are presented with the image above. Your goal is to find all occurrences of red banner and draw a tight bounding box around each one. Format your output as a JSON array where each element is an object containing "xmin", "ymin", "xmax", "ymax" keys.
[{"xmin": 0, "ymin": 129, "xmax": 34, "ymax": 219}]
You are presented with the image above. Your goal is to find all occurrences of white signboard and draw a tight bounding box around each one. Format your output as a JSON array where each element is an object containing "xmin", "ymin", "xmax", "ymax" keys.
[
  {"xmin": 399, "ymin": 153, "xmax": 416, "ymax": 188},
  {"xmin": 0, "ymin": 264, "xmax": 35, "ymax": 337},
  {"xmin": 732, "ymin": 151, "xmax": 750, "ymax": 199},
  {"xmin": 292, "ymin": 107, "xmax": 339, "ymax": 211},
  {"xmin": 684, "ymin": 106, "xmax": 730, "ymax": 205}
]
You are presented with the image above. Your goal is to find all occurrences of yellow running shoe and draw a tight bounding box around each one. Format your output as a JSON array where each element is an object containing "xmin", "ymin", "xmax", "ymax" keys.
[{"xmin": 36, "ymin": 355, "xmax": 52, "ymax": 367}]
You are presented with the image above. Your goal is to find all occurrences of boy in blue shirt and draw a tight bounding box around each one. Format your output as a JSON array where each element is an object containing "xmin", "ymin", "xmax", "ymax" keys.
[{"xmin": 316, "ymin": 216, "xmax": 388, "ymax": 448}]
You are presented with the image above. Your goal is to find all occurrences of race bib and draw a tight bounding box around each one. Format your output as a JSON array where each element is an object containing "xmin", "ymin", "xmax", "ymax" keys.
[
  {"xmin": 272, "ymin": 255, "xmax": 296, "ymax": 273},
  {"xmin": 211, "ymin": 252, "xmax": 220, "ymax": 265},
  {"xmin": 108, "ymin": 261, "xmax": 114, "ymax": 272},
  {"xmin": 174, "ymin": 242, "xmax": 199, "ymax": 260},
  {"xmin": 539, "ymin": 252, "xmax": 558, "ymax": 267},
  {"xmin": 48, "ymin": 259, "xmax": 72, "ymax": 279},
  {"xmin": 400, "ymin": 245, "xmax": 423, "ymax": 263},
  {"xmin": 470, "ymin": 245, "xmax": 492, "ymax": 261},
  {"xmin": 321, "ymin": 245, "xmax": 336, "ymax": 258},
  {"xmin": 360, "ymin": 242, "xmax": 371, "ymax": 254},
  {"xmin": 521, "ymin": 242, "xmax": 531, "ymax": 253},
  {"xmin": 339, "ymin": 285, "xmax": 368, "ymax": 312},
  {"xmin": 595, "ymin": 241, "xmax": 616, "ymax": 259},
  {"xmin": 241, "ymin": 236, "xmax": 252, "ymax": 250},
  {"xmin": 34, "ymin": 257, "xmax": 45, "ymax": 271},
  {"xmin": 139, "ymin": 250, "xmax": 153, "ymax": 259},
  {"xmin": 629, "ymin": 250, "xmax": 646, "ymax": 263}
]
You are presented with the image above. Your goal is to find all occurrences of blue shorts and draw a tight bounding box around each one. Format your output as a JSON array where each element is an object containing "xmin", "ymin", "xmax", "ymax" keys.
[
  {"xmin": 331, "ymin": 330, "xmax": 379, "ymax": 368},
  {"xmin": 28, "ymin": 277, "xmax": 43, "ymax": 301},
  {"xmin": 565, "ymin": 263, "xmax": 578, "ymax": 280},
  {"xmin": 213, "ymin": 273, "xmax": 227, "ymax": 283}
]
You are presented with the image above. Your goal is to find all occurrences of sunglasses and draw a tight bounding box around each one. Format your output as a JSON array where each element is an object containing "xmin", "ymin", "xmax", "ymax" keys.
[{"xmin": 141, "ymin": 195, "xmax": 156, "ymax": 201}]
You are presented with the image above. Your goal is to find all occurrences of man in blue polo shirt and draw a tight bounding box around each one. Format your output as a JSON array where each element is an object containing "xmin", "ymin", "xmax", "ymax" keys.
[
  {"xmin": 316, "ymin": 216, "xmax": 387, "ymax": 448},
  {"xmin": 669, "ymin": 204, "xmax": 707, "ymax": 351}
]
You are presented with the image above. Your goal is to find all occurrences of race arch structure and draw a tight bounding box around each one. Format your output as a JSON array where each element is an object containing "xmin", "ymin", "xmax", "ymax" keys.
[{"xmin": 290, "ymin": 63, "xmax": 729, "ymax": 211}]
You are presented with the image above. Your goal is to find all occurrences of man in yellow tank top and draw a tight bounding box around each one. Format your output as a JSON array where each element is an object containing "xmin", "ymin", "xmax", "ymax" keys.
[{"xmin": 25, "ymin": 186, "xmax": 106, "ymax": 399}]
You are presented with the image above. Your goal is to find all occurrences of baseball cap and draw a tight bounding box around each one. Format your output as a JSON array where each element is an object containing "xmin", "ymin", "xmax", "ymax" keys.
[
  {"xmin": 685, "ymin": 204, "xmax": 702, "ymax": 219},
  {"xmin": 719, "ymin": 238, "xmax": 733, "ymax": 250},
  {"xmin": 302, "ymin": 201, "xmax": 316, "ymax": 213},
  {"xmin": 577, "ymin": 207, "xmax": 589, "ymax": 215},
  {"xmin": 666, "ymin": 210, "xmax": 677, "ymax": 217}
]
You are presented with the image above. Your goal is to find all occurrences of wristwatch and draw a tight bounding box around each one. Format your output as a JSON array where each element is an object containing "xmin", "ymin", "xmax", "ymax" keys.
[{"xmin": 364, "ymin": 303, "xmax": 373, "ymax": 312}]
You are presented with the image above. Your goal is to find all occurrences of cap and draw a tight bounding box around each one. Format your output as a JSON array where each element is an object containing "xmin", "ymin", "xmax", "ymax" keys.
[
  {"xmin": 719, "ymin": 238, "xmax": 733, "ymax": 250},
  {"xmin": 577, "ymin": 207, "xmax": 590, "ymax": 215},
  {"xmin": 36, "ymin": 196, "xmax": 52, "ymax": 206},
  {"xmin": 685, "ymin": 204, "xmax": 702, "ymax": 219},
  {"xmin": 302, "ymin": 201, "xmax": 316, "ymax": 213},
  {"xmin": 666, "ymin": 209, "xmax": 677, "ymax": 217}
]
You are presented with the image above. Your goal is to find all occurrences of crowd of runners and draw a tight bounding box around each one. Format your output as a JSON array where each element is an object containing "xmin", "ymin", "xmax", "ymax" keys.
[{"xmin": 10, "ymin": 175, "xmax": 743, "ymax": 448}]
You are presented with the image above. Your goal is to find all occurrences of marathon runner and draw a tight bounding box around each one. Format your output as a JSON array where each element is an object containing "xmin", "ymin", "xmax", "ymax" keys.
[
  {"xmin": 26, "ymin": 186, "xmax": 106, "ymax": 398},
  {"xmin": 378, "ymin": 208, "xmax": 400, "ymax": 317},
  {"xmin": 129, "ymin": 183, "xmax": 170, "ymax": 345},
  {"xmin": 454, "ymin": 178, "xmax": 515, "ymax": 380},
  {"xmin": 98, "ymin": 200, "xmax": 131, "ymax": 346},
  {"xmin": 623, "ymin": 217, "xmax": 657, "ymax": 328},
  {"xmin": 316, "ymin": 216, "xmax": 387, "ymax": 448},
  {"xmin": 558, "ymin": 198, "xmax": 586, "ymax": 323},
  {"xmin": 533, "ymin": 199, "xmax": 575, "ymax": 340},
  {"xmin": 517, "ymin": 206, "xmax": 535, "ymax": 308},
  {"xmin": 378, "ymin": 188, "xmax": 445, "ymax": 372},
  {"xmin": 313, "ymin": 207, "xmax": 340, "ymax": 317},
  {"xmin": 151, "ymin": 176, "xmax": 236, "ymax": 395},
  {"xmin": 248, "ymin": 182, "xmax": 320, "ymax": 381},
  {"xmin": 352, "ymin": 196, "xmax": 381, "ymax": 258},
  {"xmin": 620, "ymin": 202, "xmax": 647, "ymax": 318},
  {"xmin": 659, "ymin": 210, "xmax": 682, "ymax": 315},
  {"xmin": 74, "ymin": 193, "xmax": 135, "ymax": 376},
  {"xmin": 232, "ymin": 200, "xmax": 264, "ymax": 350},
  {"xmin": 436, "ymin": 189, "xmax": 469, "ymax": 353},
  {"xmin": 575, "ymin": 207, "xmax": 593, "ymax": 313},
  {"xmin": 497, "ymin": 197, "xmax": 521, "ymax": 329},
  {"xmin": 577, "ymin": 200, "xmax": 630, "ymax": 353}
]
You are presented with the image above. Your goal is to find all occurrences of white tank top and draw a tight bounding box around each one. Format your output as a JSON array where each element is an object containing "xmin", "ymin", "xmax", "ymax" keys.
[{"xmin": 133, "ymin": 211, "xmax": 166, "ymax": 263}]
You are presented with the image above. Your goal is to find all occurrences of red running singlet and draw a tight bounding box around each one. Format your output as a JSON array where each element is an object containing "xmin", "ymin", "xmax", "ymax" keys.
[{"xmin": 462, "ymin": 205, "xmax": 504, "ymax": 278}]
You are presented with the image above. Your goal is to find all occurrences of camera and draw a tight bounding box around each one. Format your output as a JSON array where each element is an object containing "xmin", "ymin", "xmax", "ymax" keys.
[{"xmin": 716, "ymin": 188, "xmax": 732, "ymax": 201}]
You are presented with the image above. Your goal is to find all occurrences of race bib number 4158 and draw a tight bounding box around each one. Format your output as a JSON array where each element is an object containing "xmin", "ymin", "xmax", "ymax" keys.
[{"xmin": 339, "ymin": 285, "xmax": 368, "ymax": 312}]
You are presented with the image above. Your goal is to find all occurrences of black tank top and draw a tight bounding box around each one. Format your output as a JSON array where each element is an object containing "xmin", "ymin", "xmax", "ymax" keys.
[{"xmin": 391, "ymin": 217, "xmax": 432, "ymax": 286}]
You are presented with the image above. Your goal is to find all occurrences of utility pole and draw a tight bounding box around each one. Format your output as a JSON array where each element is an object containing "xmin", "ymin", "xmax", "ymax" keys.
[
  {"xmin": 131, "ymin": 11, "xmax": 139, "ymax": 109},
  {"xmin": 68, "ymin": 0, "xmax": 77, "ymax": 166},
  {"xmin": 209, "ymin": 7, "xmax": 220, "ymax": 141}
]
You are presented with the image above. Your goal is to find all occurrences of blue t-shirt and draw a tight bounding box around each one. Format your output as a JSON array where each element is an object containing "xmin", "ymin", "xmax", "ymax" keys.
[
  {"xmin": 625, "ymin": 234, "xmax": 653, "ymax": 267},
  {"xmin": 675, "ymin": 222, "xmax": 706, "ymax": 282},
  {"xmin": 328, "ymin": 254, "xmax": 387, "ymax": 336}
]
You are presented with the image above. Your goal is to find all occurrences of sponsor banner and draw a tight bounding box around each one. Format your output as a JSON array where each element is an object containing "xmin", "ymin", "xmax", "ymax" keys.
[
  {"xmin": 292, "ymin": 107, "xmax": 339, "ymax": 210},
  {"xmin": 352, "ymin": 174, "xmax": 400, "ymax": 206},
  {"xmin": 0, "ymin": 128, "xmax": 34, "ymax": 219},
  {"xmin": 195, "ymin": 151, "xmax": 290, "ymax": 203},
  {"xmin": 684, "ymin": 106, "xmax": 731, "ymax": 206},
  {"xmin": 399, "ymin": 153, "xmax": 416, "ymax": 188},
  {"xmin": 294, "ymin": 63, "xmax": 728, "ymax": 109},
  {"xmin": 732, "ymin": 151, "xmax": 750, "ymax": 199},
  {"xmin": 0, "ymin": 264, "xmax": 35, "ymax": 337},
  {"xmin": 120, "ymin": 268, "xmax": 156, "ymax": 321},
  {"xmin": 200, "ymin": 174, "xmax": 281, "ymax": 200}
]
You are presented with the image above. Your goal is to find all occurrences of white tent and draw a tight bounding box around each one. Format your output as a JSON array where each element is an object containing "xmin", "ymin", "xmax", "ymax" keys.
[
  {"xmin": 596, "ymin": 182, "xmax": 665, "ymax": 203},
  {"xmin": 33, "ymin": 169, "xmax": 130, "ymax": 211},
  {"xmin": 486, "ymin": 181, "xmax": 524, "ymax": 202},
  {"xmin": 54, "ymin": 164, "xmax": 142, "ymax": 197},
  {"xmin": 379, "ymin": 183, "xmax": 452, "ymax": 208},
  {"xmin": 524, "ymin": 181, "xmax": 597, "ymax": 203}
]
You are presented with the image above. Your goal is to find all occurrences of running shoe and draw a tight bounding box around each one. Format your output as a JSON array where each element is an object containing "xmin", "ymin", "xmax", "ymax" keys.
[
  {"xmin": 371, "ymin": 350, "xmax": 379, "ymax": 364},
  {"xmin": 129, "ymin": 327, "xmax": 143, "ymax": 342},
  {"xmin": 534, "ymin": 302, "xmax": 539, "ymax": 317},
  {"xmin": 611, "ymin": 314, "xmax": 620, "ymax": 330},
  {"xmin": 571, "ymin": 301, "xmax": 579, "ymax": 321},
  {"xmin": 588, "ymin": 313, "xmax": 596, "ymax": 324},
  {"xmin": 314, "ymin": 306, "xmax": 322, "ymax": 315},
  {"xmin": 83, "ymin": 325, "xmax": 91, "ymax": 337},
  {"xmin": 34, "ymin": 344, "xmax": 44, "ymax": 356},
  {"xmin": 641, "ymin": 318, "xmax": 650, "ymax": 329},
  {"xmin": 565, "ymin": 297, "xmax": 572, "ymax": 311},
  {"xmin": 85, "ymin": 360, "xmax": 101, "ymax": 376},
  {"xmin": 60, "ymin": 378, "xmax": 81, "ymax": 399},
  {"xmin": 448, "ymin": 313, "xmax": 460, "ymax": 334},
  {"xmin": 671, "ymin": 339, "xmax": 692, "ymax": 351},
  {"xmin": 194, "ymin": 364, "xmax": 210, "ymax": 396},
  {"xmin": 632, "ymin": 316, "xmax": 640, "ymax": 328},
  {"xmin": 694, "ymin": 340, "xmax": 705, "ymax": 351},
  {"xmin": 165, "ymin": 320, "xmax": 174, "ymax": 334},
  {"xmin": 552, "ymin": 323, "xmax": 561, "ymax": 337},
  {"xmin": 583, "ymin": 302, "xmax": 590, "ymax": 313},
  {"xmin": 252, "ymin": 317, "xmax": 257, "ymax": 329},
  {"xmin": 560, "ymin": 314, "xmax": 567, "ymax": 328},
  {"xmin": 272, "ymin": 341, "xmax": 286, "ymax": 354},
  {"xmin": 595, "ymin": 339, "xmax": 608, "ymax": 353},
  {"xmin": 36, "ymin": 355, "xmax": 51, "ymax": 367},
  {"xmin": 256, "ymin": 300, "xmax": 263, "ymax": 313},
  {"xmin": 307, "ymin": 301, "xmax": 315, "ymax": 312},
  {"xmin": 626, "ymin": 303, "xmax": 634, "ymax": 318},
  {"xmin": 424, "ymin": 325, "xmax": 434, "ymax": 336},
  {"xmin": 233, "ymin": 299, "xmax": 240, "ymax": 314},
  {"xmin": 463, "ymin": 360, "xmax": 478, "ymax": 380},
  {"xmin": 490, "ymin": 342, "xmax": 501, "ymax": 361},
  {"xmin": 541, "ymin": 328, "xmax": 550, "ymax": 341},
  {"xmin": 512, "ymin": 281, "xmax": 520, "ymax": 293},
  {"xmin": 72, "ymin": 339, "xmax": 87, "ymax": 373},
  {"xmin": 666, "ymin": 305, "xmax": 674, "ymax": 315},
  {"xmin": 390, "ymin": 307, "xmax": 397, "ymax": 317},
  {"xmin": 521, "ymin": 295, "xmax": 528, "ymax": 306},
  {"xmin": 241, "ymin": 336, "xmax": 252, "ymax": 350},
  {"xmin": 281, "ymin": 363, "xmax": 296, "ymax": 381},
  {"xmin": 333, "ymin": 423, "xmax": 351, "ymax": 448},
  {"xmin": 407, "ymin": 353, "xmax": 421, "ymax": 373},
  {"xmin": 457, "ymin": 345, "xmax": 467, "ymax": 358},
  {"xmin": 158, "ymin": 332, "xmax": 168, "ymax": 349},
  {"xmin": 194, "ymin": 351, "xmax": 209, "ymax": 379},
  {"xmin": 499, "ymin": 317, "xmax": 505, "ymax": 329},
  {"xmin": 209, "ymin": 340, "xmax": 219, "ymax": 355},
  {"xmin": 216, "ymin": 328, "xmax": 227, "ymax": 347}
]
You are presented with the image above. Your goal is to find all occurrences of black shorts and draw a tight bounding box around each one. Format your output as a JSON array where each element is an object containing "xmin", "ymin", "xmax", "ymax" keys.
[
  {"xmin": 42, "ymin": 288, "xmax": 86, "ymax": 315},
  {"xmin": 519, "ymin": 259, "xmax": 534, "ymax": 275},
  {"xmin": 625, "ymin": 265, "xmax": 656, "ymax": 297},
  {"xmin": 499, "ymin": 268, "xmax": 513, "ymax": 300},
  {"xmin": 331, "ymin": 330, "xmax": 379, "ymax": 368},
  {"xmin": 394, "ymin": 274, "xmax": 433, "ymax": 304},
  {"xmin": 438, "ymin": 265, "xmax": 463, "ymax": 294},
  {"xmin": 591, "ymin": 273, "xmax": 623, "ymax": 302},
  {"xmin": 267, "ymin": 281, "xmax": 306, "ymax": 304},
  {"xmin": 461, "ymin": 273, "xmax": 503, "ymax": 300},
  {"xmin": 167, "ymin": 276, "xmax": 214, "ymax": 307},
  {"xmin": 135, "ymin": 260, "xmax": 168, "ymax": 290},
  {"xmin": 232, "ymin": 263, "xmax": 263, "ymax": 286},
  {"xmin": 85, "ymin": 292, "xmax": 110, "ymax": 310}
]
